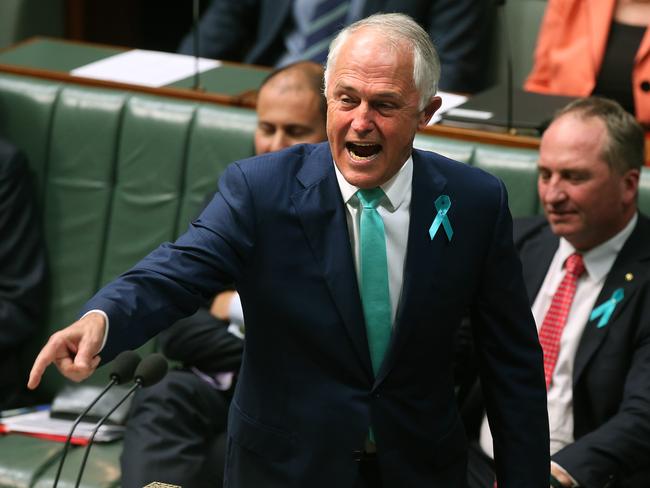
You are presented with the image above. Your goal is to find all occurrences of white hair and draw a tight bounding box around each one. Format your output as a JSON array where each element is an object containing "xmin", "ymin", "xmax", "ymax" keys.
[{"xmin": 323, "ymin": 13, "xmax": 440, "ymax": 110}]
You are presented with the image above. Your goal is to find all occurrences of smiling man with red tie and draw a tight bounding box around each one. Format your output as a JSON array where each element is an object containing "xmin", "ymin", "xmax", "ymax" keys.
[{"xmin": 464, "ymin": 97, "xmax": 650, "ymax": 488}]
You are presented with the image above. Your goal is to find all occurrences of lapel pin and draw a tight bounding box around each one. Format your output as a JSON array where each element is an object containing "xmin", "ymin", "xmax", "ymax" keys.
[
  {"xmin": 625, "ymin": 273, "xmax": 634, "ymax": 282},
  {"xmin": 590, "ymin": 287, "xmax": 624, "ymax": 328},
  {"xmin": 429, "ymin": 195, "xmax": 453, "ymax": 242}
]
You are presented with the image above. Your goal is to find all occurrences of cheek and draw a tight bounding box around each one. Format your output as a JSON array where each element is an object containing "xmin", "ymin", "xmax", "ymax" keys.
[{"xmin": 254, "ymin": 133, "xmax": 269, "ymax": 152}]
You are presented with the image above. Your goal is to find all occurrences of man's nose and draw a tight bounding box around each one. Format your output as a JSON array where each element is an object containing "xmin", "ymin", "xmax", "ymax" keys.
[
  {"xmin": 542, "ymin": 177, "xmax": 567, "ymax": 203},
  {"xmin": 350, "ymin": 103, "xmax": 374, "ymax": 134},
  {"xmin": 270, "ymin": 131, "xmax": 290, "ymax": 152}
]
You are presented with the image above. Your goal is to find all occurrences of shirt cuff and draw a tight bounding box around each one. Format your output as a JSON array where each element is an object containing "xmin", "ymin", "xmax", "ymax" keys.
[
  {"xmin": 81, "ymin": 309, "xmax": 109, "ymax": 353},
  {"xmin": 228, "ymin": 292, "xmax": 244, "ymax": 327}
]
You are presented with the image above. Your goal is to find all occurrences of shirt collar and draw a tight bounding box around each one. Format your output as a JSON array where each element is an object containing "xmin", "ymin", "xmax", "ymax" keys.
[
  {"xmin": 333, "ymin": 156, "xmax": 413, "ymax": 211},
  {"xmin": 557, "ymin": 212, "xmax": 638, "ymax": 283}
]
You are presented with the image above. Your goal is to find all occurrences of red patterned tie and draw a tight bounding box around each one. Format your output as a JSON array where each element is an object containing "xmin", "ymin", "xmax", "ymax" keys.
[{"xmin": 538, "ymin": 253, "xmax": 585, "ymax": 388}]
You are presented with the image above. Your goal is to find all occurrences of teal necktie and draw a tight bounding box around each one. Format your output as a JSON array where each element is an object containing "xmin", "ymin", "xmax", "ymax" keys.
[{"xmin": 357, "ymin": 188, "xmax": 392, "ymax": 376}]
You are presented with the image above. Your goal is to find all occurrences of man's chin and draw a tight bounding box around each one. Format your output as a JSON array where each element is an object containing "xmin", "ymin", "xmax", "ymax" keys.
[{"xmin": 548, "ymin": 220, "xmax": 580, "ymax": 239}]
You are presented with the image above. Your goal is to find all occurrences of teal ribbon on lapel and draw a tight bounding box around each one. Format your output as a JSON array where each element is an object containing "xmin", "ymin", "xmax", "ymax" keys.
[
  {"xmin": 429, "ymin": 195, "xmax": 453, "ymax": 241},
  {"xmin": 590, "ymin": 288, "xmax": 624, "ymax": 328}
]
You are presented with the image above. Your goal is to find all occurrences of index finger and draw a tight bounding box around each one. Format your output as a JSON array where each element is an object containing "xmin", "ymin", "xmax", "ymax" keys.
[{"xmin": 27, "ymin": 339, "xmax": 60, "ymax": 389}]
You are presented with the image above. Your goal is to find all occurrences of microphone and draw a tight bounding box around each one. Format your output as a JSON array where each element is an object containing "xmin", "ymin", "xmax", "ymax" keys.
[
  {"xmin": 52, "ymin": 350, "xmax": 141, "ymax": 488},
  {"xmin": 74, "ymin": 353, "xmax": 168, "ymax": 488},
  {"xmin": 192, "ymin": 0, "xmax": 202, "ymax": 91},
  {"xmin": 497, "ymin": 0, "xmax": 515, "ymax": 134}
]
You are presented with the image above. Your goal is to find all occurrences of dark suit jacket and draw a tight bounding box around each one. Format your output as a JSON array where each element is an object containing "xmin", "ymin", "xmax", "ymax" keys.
[
  {"xmin": 86, "ymin": 143, "xmax": 548, "ymax": 487},
  {"xmin": 0, "ymin": 138, "xmax": 47, "ymax": 403},
  {"xmin": 178, "ymin": 0, "xmax": 495, "ymax": 93},
  {"xmin": 517, "ymin": 215, "xmax": 650, "ymax": 488}
]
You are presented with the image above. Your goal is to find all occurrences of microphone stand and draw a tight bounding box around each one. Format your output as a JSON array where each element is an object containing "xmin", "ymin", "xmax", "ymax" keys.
[
  {"xmin": 73, "ymin": 381, "xmax": 142, "ymax": 488},
  {"xmin": 497, "ymin": 0, "xmax": 515, "ymax": 134},
  {"xmin": 192, "ymin": 0, "xmax": 202, "ymax": 91},
  {"xmin": 51, "ymin": 380, "xmax": 116, "ymax": 488}
]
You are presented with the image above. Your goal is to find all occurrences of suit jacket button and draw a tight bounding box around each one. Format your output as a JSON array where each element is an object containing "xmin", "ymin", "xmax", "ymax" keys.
[{"xmin": 353, "ymin": 449, "xmax": 363, "ymax": 462}]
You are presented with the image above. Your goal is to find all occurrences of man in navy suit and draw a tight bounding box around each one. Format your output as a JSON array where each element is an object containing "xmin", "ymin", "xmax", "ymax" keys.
[
  {"xmin": 463, "ymin": 97, "xmax": 650, "ymax": 488},
  {"xmin": 29, "ymin": 13, "xmax": 548, "ymax": 487},
  {"xmin": 179, "ymin": 0, "xmax": 495, "ymax": 93}
]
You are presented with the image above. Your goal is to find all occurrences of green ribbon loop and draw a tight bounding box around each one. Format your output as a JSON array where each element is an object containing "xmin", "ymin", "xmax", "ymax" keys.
[
  {"xmin": 429, "ymin": 195, "xmax": 453, "ymax": 241},
  {"xmin": 590, "ymin": 288, "xmax": 624, "ymax": 328}
]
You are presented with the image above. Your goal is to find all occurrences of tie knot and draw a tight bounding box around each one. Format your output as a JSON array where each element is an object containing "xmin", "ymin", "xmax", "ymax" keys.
[
  {"xmin": 565, "ymin": 253, "xmax": 585, "ymax": 277},
  {"xmin": 356, "ymin": 188, "xmax": 384, "ymax": 209}
]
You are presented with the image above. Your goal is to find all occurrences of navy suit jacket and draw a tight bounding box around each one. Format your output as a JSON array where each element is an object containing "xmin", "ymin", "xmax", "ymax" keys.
[
  {"xmin": 87, "ymin": 143, "xmax": 548, "ymax": 487},
  {"xmin": 515, "ymin": 216, "xmax": 650, "ymax": 488},
  {"xmin": 178, "ymin": 0, "xmax": 495, "ymax": 93}
]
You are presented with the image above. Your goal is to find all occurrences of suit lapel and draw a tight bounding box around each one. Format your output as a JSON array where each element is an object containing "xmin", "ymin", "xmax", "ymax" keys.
[
  {"xmin": 290, "ymin": 144, "xmax": 373, "ymax": 379},
  {"xmin": 574, "ymin": 215, "xmax": 650, "ymax": 382},
  {"xmin": 375, "ymin": 150, "xmax": 448, "ymax": 385}
]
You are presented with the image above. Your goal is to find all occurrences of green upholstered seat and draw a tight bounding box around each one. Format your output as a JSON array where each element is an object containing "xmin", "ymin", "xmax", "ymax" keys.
[
  {"xmin": 471, "ymin": 145, "xmax": 540, "ymax": 217},
  {"xmin": 177, "ymin": 104, "xmax": 257, "ymax": 230},
  {"xmin": 414, "ymin": 133, "xmax": 474, "ymax": 164}
]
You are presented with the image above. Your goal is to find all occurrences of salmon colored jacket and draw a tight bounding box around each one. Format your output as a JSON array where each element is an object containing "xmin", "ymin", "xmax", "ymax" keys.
[{"xmin": 524, "ymin": 0, "xmax": 650, "ymax": 128}]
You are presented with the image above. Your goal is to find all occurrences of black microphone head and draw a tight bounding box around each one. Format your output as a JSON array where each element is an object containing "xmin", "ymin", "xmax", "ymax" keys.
[
  {"xmin": 109, "ymin": 350, "xmax": 142, "ymax": 384},
  {"xmin": 133, "ymin": 353, "xmax": 168, "ymax": 387}
]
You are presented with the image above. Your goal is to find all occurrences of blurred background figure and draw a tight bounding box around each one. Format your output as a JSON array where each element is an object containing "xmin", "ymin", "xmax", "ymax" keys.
[
  {"xmin": 0, "ymin": 137, "xmax": 47, "ymax": 409},
  {"xmin": 525, "ymin": 0, "xmax": 650, "ymax": 129},
  {"xmin": 177, "ymin": 0, "xmax": 495, "ymax": 94},
  {"xmin": 461, "ymin": 97, "xmax": 650, "ymax": 488},
  {"xmin": 119, "ymin": 60, "xmax": 327, "ymax": 488}
]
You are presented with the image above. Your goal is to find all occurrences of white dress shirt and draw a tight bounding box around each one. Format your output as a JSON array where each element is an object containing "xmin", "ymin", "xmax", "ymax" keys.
[
  {"xmin": 479, "ymin": 213, "xmax": 638, "ymax": 460},
  {"xmin": 333, "ymin": 157, "xmax": 413, "ymax": 325}
]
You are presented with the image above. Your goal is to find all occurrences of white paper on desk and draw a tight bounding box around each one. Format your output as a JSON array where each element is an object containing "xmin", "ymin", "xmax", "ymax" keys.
[
  {"xmin": 428, "ymin": 91, "xmax": 469, "ymax": 125},
  {"xmin": 71, "ymin": 49, "xmax": 221, "ymax": 87},
  {"xmin": 0, "ymin": 409, "xmax": 124, "ymax": 442}
]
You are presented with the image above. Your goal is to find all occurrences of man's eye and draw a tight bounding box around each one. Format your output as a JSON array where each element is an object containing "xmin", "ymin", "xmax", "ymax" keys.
[
  {"xmin": 286, "ymin": 127, "xmax": 310, "ymax": 138},
  {"xmin": 258, "ymin": 124, "xmax": 275, "ymax": 135}
]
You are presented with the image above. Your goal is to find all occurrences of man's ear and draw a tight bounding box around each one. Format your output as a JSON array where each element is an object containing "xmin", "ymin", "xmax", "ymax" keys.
[
  {"xmin": 418, "ymin": 96, "xmax": 442, "ymax": 129},
  {"xmin": 621, "ymin": 168, "xmax": 640, "ymax": 206}
]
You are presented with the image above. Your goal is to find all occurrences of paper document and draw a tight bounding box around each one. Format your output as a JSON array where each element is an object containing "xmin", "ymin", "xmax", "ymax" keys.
[
  {"xmin": 71, "ymin": 49, "xmax": 221, "ymax": 87},
  {"xmin": 428, "ymin": 91, "xmax": 469, "ymax": 125},
  {"xmin": 0, "ymin": 409, "xmax": 124, "ymax": 444}
]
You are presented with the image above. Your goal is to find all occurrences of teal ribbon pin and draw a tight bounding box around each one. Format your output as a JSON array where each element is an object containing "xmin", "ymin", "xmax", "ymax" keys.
[
  {"xmin": 590, "ymin": 288, "xmax": 624, "ymax": 328},
  {"xmin": 429, "ymin": 195, "xmax": 453, "ymax": 241}
]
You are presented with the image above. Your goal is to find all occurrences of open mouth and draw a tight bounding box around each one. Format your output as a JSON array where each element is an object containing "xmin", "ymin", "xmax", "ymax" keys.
[{"xmin": 346, "ymin": 142, "xmax": 382, "ymax": 161}]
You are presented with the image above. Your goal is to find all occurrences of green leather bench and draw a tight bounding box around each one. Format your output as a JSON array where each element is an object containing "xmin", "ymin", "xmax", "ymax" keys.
[
  {"xmin": 1, "ymin": 71, "xmax": 648, "ymax": 487},
  {"xmin": 0, "ymin": 72, "xmax": 258, "ymax": 488}
]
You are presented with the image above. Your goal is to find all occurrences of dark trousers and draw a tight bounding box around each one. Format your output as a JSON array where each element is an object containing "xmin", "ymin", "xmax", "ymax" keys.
[
  {"xmin": 120, "ymin": 369, "xmax": 230, "ymax": 488},
  {"xmin": 467, "ymin": 441, "xmax": 496, "ymax": 488},
  {"xmin": 355, "ymin": 452, "xmax": 382, "ymax": 488}
]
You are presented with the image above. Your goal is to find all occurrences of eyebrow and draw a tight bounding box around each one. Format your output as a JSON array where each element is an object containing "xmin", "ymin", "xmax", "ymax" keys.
[{"xmin": 334, "ymin": 83, "xmax": 402, "ymax": 100}]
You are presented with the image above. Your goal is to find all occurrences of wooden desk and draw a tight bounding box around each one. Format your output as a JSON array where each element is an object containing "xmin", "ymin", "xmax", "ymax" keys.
[
  {"xmin": 0, "ymin": 37, "xmax": 270, "ymax": 107},
  {"xmin": 0, "ymin": 37, "xmax": 541, "ymax": 150}
]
